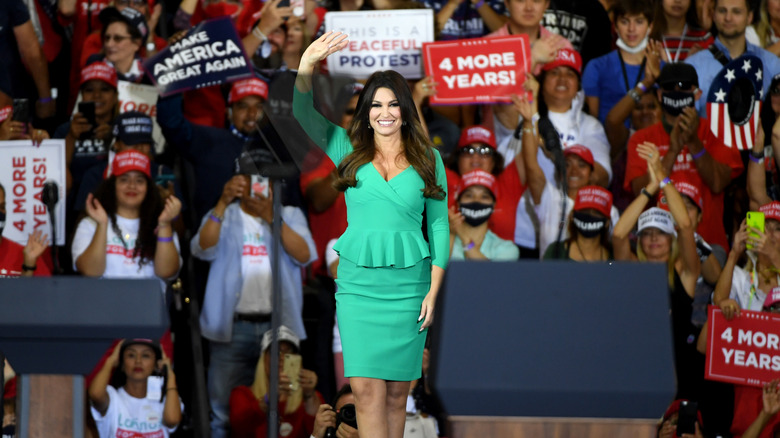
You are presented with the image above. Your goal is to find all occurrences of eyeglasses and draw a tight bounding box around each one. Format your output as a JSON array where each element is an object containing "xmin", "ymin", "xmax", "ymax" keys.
[
  {"xmin": 461, "ymin": 146, "xmax": 494, "ymax": 156},
  {"xmin": 104, "ymin": 34, "xmax": 133, "ymax": 43},
  {"xmin": 115, "ymin": 0, "xmax": 148, "ymax": 6},
  {"xmin": 660, "ymin": 81, "xmax": 695, "ymax": 91}
]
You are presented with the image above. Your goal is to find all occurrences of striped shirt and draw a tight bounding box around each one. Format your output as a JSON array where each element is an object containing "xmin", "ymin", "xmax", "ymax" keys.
[{"xmin": 662, "ymin": 27, "xmax": 714, "ymax": 62}]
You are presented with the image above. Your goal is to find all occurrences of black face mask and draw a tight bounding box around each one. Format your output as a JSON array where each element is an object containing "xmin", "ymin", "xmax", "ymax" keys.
[
  {"xmin": 572, "ymin": 211, "xmax": 607, "ymax": 238},
  {"xmin": 0, "ymin": 211, "xmax": 5, "ymax": 237},
  {"xmin": 459, "ymin": 202, "xmax": 494, "ymax": 227},
  {"xmin": 661, "ymin": 91, "xmax": 695, "ymax": 116}
]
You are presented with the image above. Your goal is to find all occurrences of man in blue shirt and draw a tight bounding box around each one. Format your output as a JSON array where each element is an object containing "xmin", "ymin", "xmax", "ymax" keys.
[{"xmin": 686, "ymin": 0, "xmax": 780, "ymax": 118}]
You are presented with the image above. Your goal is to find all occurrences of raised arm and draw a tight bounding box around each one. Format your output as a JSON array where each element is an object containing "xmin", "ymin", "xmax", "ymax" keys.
[
  {"xmin": 511, "ymin": 75, "xmax": 544, "ymax": 204},
  {"xmin": 154, "ymin": 196, "xmax": 182, "ymax": 279},
  {"xmin": 74, "ymin": 194, "xmax": 109, "ymax": 276},
  {"xmin": 748, "ymin": 121, "xmax": 775, "ymax": 208},
  {"xmin": 88, "ymin": 341, "xmax": 123, "ymax": 416}
]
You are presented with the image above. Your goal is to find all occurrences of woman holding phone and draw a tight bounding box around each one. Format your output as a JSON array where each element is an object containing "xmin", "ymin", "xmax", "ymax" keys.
[
  {"xmin": 88, "ymin": 339, "xmax": 182, "ymax": 438},
  {"xmin": 293, "ymin": 32, "xmax": 449, "ymax": 438}
]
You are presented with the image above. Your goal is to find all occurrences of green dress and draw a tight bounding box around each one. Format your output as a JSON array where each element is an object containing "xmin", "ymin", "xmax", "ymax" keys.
[{"xmin": 293, "ymin": 88, "xmax": 449, "ymax": 380}]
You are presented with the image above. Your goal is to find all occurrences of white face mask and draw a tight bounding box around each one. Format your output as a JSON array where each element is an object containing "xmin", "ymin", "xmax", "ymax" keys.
[{"xmin": 616, "ymin": 33, "xmax": 649, "ymax": 54}]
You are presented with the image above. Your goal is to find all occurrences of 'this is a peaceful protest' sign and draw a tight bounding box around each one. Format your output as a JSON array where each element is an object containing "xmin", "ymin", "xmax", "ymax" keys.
[
  {"xmin": 324, "ymin": 9, "xmax": 434, "ymax": 79},
  {"xmin": 423, "ymin": 35, "xmax": 531, "ymax": 105},
  {"xmin": 143, "ymin": 17, "xmax": 253, "ymax": 96}
]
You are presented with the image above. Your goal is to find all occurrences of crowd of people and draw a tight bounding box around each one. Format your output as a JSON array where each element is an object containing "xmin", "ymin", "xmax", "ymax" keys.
[{"xmin": 4, "ymin": 0, "xmax": 780, "ymax": 435}]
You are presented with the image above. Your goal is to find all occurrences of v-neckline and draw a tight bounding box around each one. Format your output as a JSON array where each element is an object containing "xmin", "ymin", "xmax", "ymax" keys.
[{"xmin": 371, "ymin": 162, "xmax": 412, "ymax": 183}]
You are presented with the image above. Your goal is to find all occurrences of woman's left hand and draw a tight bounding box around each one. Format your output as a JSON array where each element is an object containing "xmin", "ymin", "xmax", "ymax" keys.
[
  {"xmin": 413, "ymin": 76, "xmax": 438, "ymax": 102},
  {"xmin": 299, "ymin": 368, "xmax": 318, "ymax": 397},
  {"xmin": 158, "ymin": 195, "xmax": 182, "ymax": 225},
  {"xmin": 418, "ymin": 291, "xmax": 437, "ymax": 330},
  {"xmin": 23, "ymin": 229, "xmax": 49, "ymax": 266},
  {"xmin": 637, "ymin": 141, "xmax": 664, "ymax": 181},
  {"xmin": 94, "ymin": 123, "xmax": 113, "ymax": 141}
]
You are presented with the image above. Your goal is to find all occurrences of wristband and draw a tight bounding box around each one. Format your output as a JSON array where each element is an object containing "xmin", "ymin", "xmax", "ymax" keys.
[
  {"xmin": 157, "ymin": 236, "xmax": 173, "ymax": 243},
  {"xmin": 209, "ymin": 213, "xmax": 223, "ymax": 224},
  {"xmin": 37, "ymin": 97, "xmax": 53, "ymax": 104},
  {"xmin": 253, "ymin": 26, "xmax": 268, "ymax": 42},
  {"xmin": 531, "ymin": 112, "xmax": 540, "ymax": 125},
  {"xmin": 474, "ymin": 0, "xmax": 485, "ymax": 8},
  {"xmin": 641, "ymin": 187, "xmax": 656, "ymax": 200},
  {"xmin": 749, "ymin": 153, "xmax": 764, "ymax": 164},
  {"xmin": 659, "ymin": 177, "xmax": 672, "ymax": 189},
  {"xmin": 464, "ymin": 241, "xmax": 476, "ymax": 251},
  {"xmin": 690, "ymin": 148, "xmax": 707, "ymax": 160},
  {"xmin": 750, "ymin": 149, "xmax": 765, "ymax": 160},
  {"xmin": 22, "ymin": 264, "xmax": 36, "ymax": 272},
  {"xmin": 627, "ymin": 88, "xmax": 641, "ymax": 103},
  {"xmin": 636, "ymin": 82, "xmax": 648, "ymax": 94}
]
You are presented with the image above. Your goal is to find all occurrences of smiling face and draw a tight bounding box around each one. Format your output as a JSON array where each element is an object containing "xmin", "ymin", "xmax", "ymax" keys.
[
  {"xmin": 631, "ymin": 93, "xmax": 661, "ymax": 130},
  {"xmin": 103, "ymin": 22, "xmax": 141, "ymax": 67},
  {"xmin": 231, "ymin": 95, "xmax": 264, "ymax": 135},
  {"xmin": 564, "ymin": 154, "xmax": 592, "ymax": 190},
  {"xmin": 457, "ymin": 144, "xmax": 496, "ymax": 174},
  {"xmin": 505, "ymin": 0, "xmax": 550, "ymax": 29},
  {"xmin": 639, "ymin": 228, "xmax": 673, "ymax": 261},
  {"xmin": 615, "ymin": 13, "xmax": 650, "ymax": 47},
  {"xmin": 284, "ymin": 17, "xmax": 305, "ymax": 55},
  {"xmin": 122, "ymin": 344, "xmax": 157, "ymax": 382},
  {"xmin": 81, "ymin": 80, "xmax": 118, "ymax": 118},
  {"xmin": 542, "ymin": 67, "xmax": 579, "ymax": 111},
  {"xmin": 115, "ymin": 170, "xmax": 148, "ymax": 211},
  {"xmin": 369, "ymin": 87, "xmax": 403, "ymax": 138},
  {"xmin": 714, "ymin": 0, "xmax": 753, "ymax": 39}
]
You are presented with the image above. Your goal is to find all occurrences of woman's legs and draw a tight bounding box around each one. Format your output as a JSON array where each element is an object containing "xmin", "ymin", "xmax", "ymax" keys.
[
  {"xmin": 386, "ymin": 380, "xmax": 412, "ymax": 438},
  {"xmin": 350, "ymin": 376, "xmax": 389, "ymax": 438}
]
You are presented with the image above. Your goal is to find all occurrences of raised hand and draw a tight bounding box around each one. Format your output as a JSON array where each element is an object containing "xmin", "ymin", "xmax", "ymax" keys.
[
  {"xmin": 733, "ymin": 219, "xmax": 749, "ymax": 256},
  {"xmin": 510, "ymin": 73, "xmax": 539, "ymax": 121},
  {"xmin": 531, "ymin": 33, "xmax": 567, "ymax": 66},
  {"xmin": 637, "ymin": 141, "xmax": 664, "ymax": 183},
  {"xmin": 301, "ymin": 31, "xmax": 349, "ymax": 69},
  {"xmin": 86, "ymin": 193, "xmax": 109, "ymax": 225},
  {"xmin": 219, "ymin": 176, "xmax": 247, "ymax": 207},
  {"xmin": 23, "ymin": 229, "xmax": 49, "ymax": 266},
  {"xmin": 158, "ymin": 195, "xmax": 182, "ymax": 225},
  {"xmin": 763, "ymin": 379, "xmax": 780, "ymax": 415}
]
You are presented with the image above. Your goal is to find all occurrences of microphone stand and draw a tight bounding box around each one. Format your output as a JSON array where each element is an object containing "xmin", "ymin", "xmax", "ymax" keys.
[
  {"xmin": 42, "ymin": 182, "xmax": 61, "ymax": 274},
  {"xmin": 254, "ymin": 125, "xmax": 298, "ymax": 438}
]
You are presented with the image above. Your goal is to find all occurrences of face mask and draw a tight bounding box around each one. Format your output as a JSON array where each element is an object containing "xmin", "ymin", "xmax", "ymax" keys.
[
  {"xmin": 616, "ymin": 34, "xmax": 649, "ymax": 54},
  {"xmin": 661, "ymin": 91, "xmax": 695, "ymax": 116},
  {"xmin": 572, "ymin": 211, "xmax": 607, "ymax": 238},
  {"xmin": 203, "ymin": 2, "xmax": 241, "ymax": 19},
  {"xmin": 459, "ymin": 202, "xmax": 494, "ymax": 227},
  {"xmin": 0, "ymin": 211, "xmax": 4, "ymax": 237}
]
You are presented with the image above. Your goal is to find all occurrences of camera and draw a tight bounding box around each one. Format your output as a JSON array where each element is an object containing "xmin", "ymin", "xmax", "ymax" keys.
[{"xmin": 324, "ymin": 403, "xmax": 358, "ymax": 437}]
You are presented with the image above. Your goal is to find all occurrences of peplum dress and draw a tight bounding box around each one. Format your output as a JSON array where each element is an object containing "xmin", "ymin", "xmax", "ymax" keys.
[{"xmin": 293, "ymin": 88, "xmax": 449, "ymax": 380}]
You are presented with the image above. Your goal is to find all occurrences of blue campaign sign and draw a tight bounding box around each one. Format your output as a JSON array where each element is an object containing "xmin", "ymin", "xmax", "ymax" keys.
[{"xmin": 143, "ymin": 17, "xmax": 253, "ymax": 97}]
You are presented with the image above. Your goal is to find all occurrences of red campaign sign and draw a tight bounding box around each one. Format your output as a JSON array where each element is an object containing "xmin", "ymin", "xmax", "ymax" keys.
[
  {"xmin": 422, "ymin": 36, "xmax": 531, "ymax": 105},
  {"xmin": 705, "ymin": 305, "xmax": 780, "ymax": 387}
]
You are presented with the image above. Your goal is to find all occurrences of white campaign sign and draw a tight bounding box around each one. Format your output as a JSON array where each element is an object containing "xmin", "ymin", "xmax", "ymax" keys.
[
  {"xmin": 0, "ymin": 140, "xmax": 66, "ymax": 245},
  {"xmin": 117, "ymin": 81, "xmax": 165, "ymax": 154},
  {"xmin": 324, "ymin": 9, "xmax": 434, "ymax": 79}
]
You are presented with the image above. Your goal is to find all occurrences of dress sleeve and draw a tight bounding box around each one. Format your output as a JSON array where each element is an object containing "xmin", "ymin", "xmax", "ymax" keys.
[
  {"xmin": 292, "ymin": 87, "xmax": 353, "ymax": 165},
  {"xmin": 426, "ymin": 149, "xmax": 450, "ymax": 270}
]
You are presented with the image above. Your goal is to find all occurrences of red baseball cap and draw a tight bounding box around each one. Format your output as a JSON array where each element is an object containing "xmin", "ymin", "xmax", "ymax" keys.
[
  {"xmin": 458, "ymin": 126, "xmax": 496, "ymax": 149},
  {"xmin": 456, "ymin": 170, "xmax": 498, "ymax": 199},
  {"xmin": 3, "ymin": 377, "xmax": 16, "ymax": 400},
  {"xmin": 542, "ymin": 48, "xmax": 582, "ymax": 75},
  {"xmin": 574, "ymin": 186, "xmax": 612, "ymax": 217},
  {"xmin": 765, "ymin": 286, "xmax": 780, "ymax": 308},
  {"xmin": 658, "ymin": 177, "xmax": 704, "ymax": 212},
  {"xmin": 110, "ymin": 150, "xmax": 151, "ymax": 178},
  {"xmin": 760, "ymin": 201, "xmax": 780, "ymax": 222},
  {"xmin": 563, "ymin": 145, "xmax": 594, "ymax": 167},
  {"xmin": 228, "ymin": 77, "xmax": 269, "ymax": 104},
  {"xmin": 80, "ymin": 62, "xmax": 118, "ymax": 89}
]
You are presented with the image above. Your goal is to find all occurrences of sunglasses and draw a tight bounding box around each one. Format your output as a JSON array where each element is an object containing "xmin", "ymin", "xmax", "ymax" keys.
[
  {"xmin": 461, "ymin": 145, "xmax": 494, "ymax": 156},
  {"xmin": 660, "ymin": 81, "xmax": 695, "ymax": 91},
  {"xmin": 104, "ymin": 34, "xmax": 133, "ymax": 43}
]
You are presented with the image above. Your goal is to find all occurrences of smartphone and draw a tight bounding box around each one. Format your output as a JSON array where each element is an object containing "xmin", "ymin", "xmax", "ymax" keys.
[
  {"xmin": 290, "ymin": 0, "xmax": 304, "ymax": 17},
  {"xmin": 747, "ymin": 211, "xmax": 765, "ymax": 250},
  {"xmin": 12, "ymin": 99, "xmax": 30, "ymax": 128},
  {"xmin": 676, "ymin": 400, "xmax": 698, "ymax": 436},
  {"xmin": 146, "ymin": 364, "xmax": 167, "ymax": 401},
  {"xmin": 155, "ymin": 173, "xmax": 176, "ymax": 187},
  {"xmin": 251, "ymin": 174, "xmax": 269, "ymax": 198},
  {"xmin": 78, "ymin": 102, "xmax": 97, "ymax": 127},
  {"xmin": 283, "ymin": 353, "xmax": 302, "ymax": 392}
]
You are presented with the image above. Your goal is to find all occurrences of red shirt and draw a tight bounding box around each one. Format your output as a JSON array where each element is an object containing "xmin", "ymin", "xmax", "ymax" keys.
[
  {"xmin": 0, "ymin": 237, "xmax": 52, "ymax": 277},
  {"xmin": 625, "ymin": 121, "xmax": 743, "ymax": 249},
  {"xmin": 229, "ymin": 386, "xmax": 321, "ymax": 438},
  {"xmin": 300, "ymin": 158, "xmax": 347, "ymax": 278},
  {"xmin": 731, "ymin": 385, "xmax": 780, "ymax": 438},
  {"xmin": 447, "ymin": 161, "xmax": 526, "ymax": 242}
]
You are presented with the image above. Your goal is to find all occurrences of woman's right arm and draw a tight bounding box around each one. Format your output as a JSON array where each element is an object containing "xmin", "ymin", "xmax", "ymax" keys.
[
  {"xmin": 74, "ymin": 193, "xmax": 109, "ymax": 276},
  {"xmin": 511, "ymin": 75, "xmax": 545, "ymax": 205},
  {"xmin": 89, "ymin": 341, "xmax": 123, "ymax": 416},
  {"xmin": 713, "ymin": 220, "xmax": 747, "ymax": 317},
  {"xmin": 612, "ymin": 149, "xmax": 660, "ymax": 261}
]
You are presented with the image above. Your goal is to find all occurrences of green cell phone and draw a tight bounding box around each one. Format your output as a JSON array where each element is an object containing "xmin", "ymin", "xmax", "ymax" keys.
[{"xmin": 747, "ymin": 211, "xmax": 765, "ymax": 250}]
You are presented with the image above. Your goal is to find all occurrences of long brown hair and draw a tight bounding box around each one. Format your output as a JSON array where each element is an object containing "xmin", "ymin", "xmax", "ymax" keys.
[
  {"xmin": 334, "ymin": 70, "xmax": 445, "ymax": 200},
  {"xmin": 650, "ymin": 0, "xmax": 703, "ymax": 41}
]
